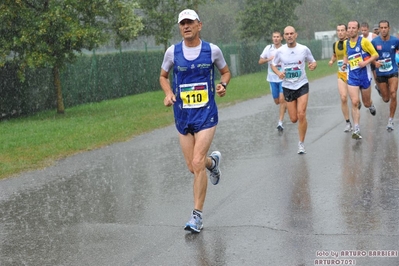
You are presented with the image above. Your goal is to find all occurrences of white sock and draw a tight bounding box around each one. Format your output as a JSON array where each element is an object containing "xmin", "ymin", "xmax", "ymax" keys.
[{"xmin": 207, "ymin": 157, "xmax": 216, "ymax": 170}]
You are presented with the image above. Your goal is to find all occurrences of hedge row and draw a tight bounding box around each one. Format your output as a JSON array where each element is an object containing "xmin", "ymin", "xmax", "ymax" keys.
[{"xmin": 0, "ymin": 40, "xmax": 321, "ymax": 118}]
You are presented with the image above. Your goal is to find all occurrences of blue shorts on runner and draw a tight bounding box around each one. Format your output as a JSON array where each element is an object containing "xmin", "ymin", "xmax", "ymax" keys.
[
  {"xmin": 174, "ymin": 105, "xmax": 218, "ymax": 135},
  {"xmin": 270, "ymin": 82, "xmax": 283, "ymax": 99},
  {"xmin": 347, "ymin": 76, "xmax": 371, "ymax": 90}
]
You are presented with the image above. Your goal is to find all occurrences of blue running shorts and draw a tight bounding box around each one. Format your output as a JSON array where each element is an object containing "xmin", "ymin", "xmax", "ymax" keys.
[{"xmin": 269, "ymin": 82, "xmax": 283, "ymax": 99}]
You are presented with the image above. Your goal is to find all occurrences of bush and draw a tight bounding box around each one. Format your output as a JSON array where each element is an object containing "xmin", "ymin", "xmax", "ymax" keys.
[{"xmin": 0, "ymin": 40, "xmax": 322, "ymax": 118}]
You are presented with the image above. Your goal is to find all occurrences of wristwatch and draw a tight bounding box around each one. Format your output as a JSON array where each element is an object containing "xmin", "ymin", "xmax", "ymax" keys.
[{"xmin": 220, "ymin": 82, "xmax": 227, "ymax": 89}]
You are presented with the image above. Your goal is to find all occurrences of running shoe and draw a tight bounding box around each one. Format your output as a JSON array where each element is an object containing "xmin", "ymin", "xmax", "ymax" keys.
[
  {"xmin": 344, "ymin": 122, "xmax": 352, "ymax": 132},
  {"xmin": 358, "ymin": 102, "xmax": 362, "ymax": 110},
  {"xmin": 184, "ymin": 210, "xmax": 203, "ymax": 233},
  {"xmin": 208, "ymin": 151, "xmax": 221, "ymax": 185},
  {"xmin": 387, "ymin": 120, "xmax": 394, "ymax": 131},
  {"xmin": 369, "ymin": 105, "xmax": 376, "ymax": 116},
  {"xmin": 277, "ymin": 123, "xmax": 284, "ymax": 131},
  {"xmin": 352, "ymin": 130, "xmax": 362, "ymax": 140},
  {"xmin": 375, "ymin": 84, "xmax": 381, "ymax": 97},
  {"xmin": 297, "ymin": 142, "xmax": 306, "ymax": 154}
]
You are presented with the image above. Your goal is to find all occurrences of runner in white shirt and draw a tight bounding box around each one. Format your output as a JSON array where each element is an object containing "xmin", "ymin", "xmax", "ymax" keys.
[
  {"xmin": 271, "ymin": 26, "xmax": 317, "ymax": 154},
  {"xmin": 259, "ymin": 31, "xmax": 287, "ymax": 131},
  {"xmin": 372, "ymin": 24, "xmax": 380, "ymax": 36}
]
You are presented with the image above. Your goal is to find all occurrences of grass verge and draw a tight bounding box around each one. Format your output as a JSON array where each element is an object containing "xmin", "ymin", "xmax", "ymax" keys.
[{"xmin": 0, "ymin": 59, "xmax": 335, "ymax": 179}]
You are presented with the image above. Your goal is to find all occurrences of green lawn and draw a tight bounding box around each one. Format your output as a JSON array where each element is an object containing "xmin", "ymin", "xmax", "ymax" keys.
[{"xmin": 0, "ymin": 60, "xmax": 335, "ymax": 179}]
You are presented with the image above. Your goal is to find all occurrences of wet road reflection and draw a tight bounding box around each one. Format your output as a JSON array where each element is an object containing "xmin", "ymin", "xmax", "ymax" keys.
[{"xmin": 1, "ymin": 75, "xmax": 399, "ymax": 265}]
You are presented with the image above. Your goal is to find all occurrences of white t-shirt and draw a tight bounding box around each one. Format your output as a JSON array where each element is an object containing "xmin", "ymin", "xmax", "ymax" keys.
[
  {"xmin": 272, "ymin": 43, "xmax": 316, "ymax": 90},
  {"xmin": 161, "ymin": 40, "xmax": 227, "ymax": 72},
  {"xmin": 363, "ymin": 32, "xmax": 374, "ymax": 80},
  {"xmin": 260, "ymin": 44, "xmax": 281, "ymax": 83},
  {"xmin": 365, "ymin": 32, "xmax": 373, "ymax": 42}
]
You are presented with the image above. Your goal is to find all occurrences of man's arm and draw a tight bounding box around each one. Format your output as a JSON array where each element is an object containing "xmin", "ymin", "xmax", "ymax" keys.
[
  {"xmin": 360, "ymin": 39, "xmax": 378, "ymax": 68},
  {"xmin": 271, "ymin": 64, "xmax": 284, "ymax": 80},
  {"xmin": 258, "ymin": 45, "xmax": 271, "ymax": 65},
  {"xmin": 258, "ymin": 57, "xmax": 270, "ymax": 65},
  {"xmin": 342, "ymin": 40, "xmax": 349, "ymax": 70},
  {"xmin": 159, "ymin": 69, "xmax": 176, "ymax": 107},
  {"xmin": 329, "ymin": 54, "xmax": 336, "ymax": 66},
  {"xmin": 306, "ymin": 47, "xmax": 317, "ymax": 71},
  {"xmin": 216, "ymin": 65, "xmax": 231, "ymax": 97},
  {"xmin": 308, "ymin": 61, "xmax": 317, "ymax": 71},
  {"xmin": 328, "ymin": 42, "xmax": 336, "ymax": 66}
]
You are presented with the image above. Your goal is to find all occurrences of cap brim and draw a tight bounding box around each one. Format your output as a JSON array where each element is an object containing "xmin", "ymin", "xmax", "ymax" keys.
[{"xmin": 178, "ymin": 17, "xmax": 197, "ymax": 23}]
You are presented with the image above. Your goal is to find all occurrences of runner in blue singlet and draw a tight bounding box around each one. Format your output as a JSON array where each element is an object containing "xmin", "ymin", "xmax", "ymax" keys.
[
  {"xmin": 371, "ymin": 20, "xmax": 399, "ymax": 130},
  {"xmin": 342, "ymin": 21, "xmax": 379, "ymax": 140},
  {"xmin": 160, "ymin": 9, "xmax": 231, "ymax": 233}
]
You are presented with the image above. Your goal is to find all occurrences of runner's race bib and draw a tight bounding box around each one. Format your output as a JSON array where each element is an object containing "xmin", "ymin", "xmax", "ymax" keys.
[
  {"xmin": 337, "ymin": 60, "xmax": 347, "ymax": 72},
  {"xmin": 284, "ymin": 66, "xmax": 301, "ymax": 82},
  {"xmin": 348, "ymin": 53, "xmax": 363, "ymax": 70},
  {"xmin": 179, "ymin": 82, "xmax": 209, "ymax": 108},
  {"xmin": 378, "ymin": 58, "xmax": 393, "ymax": 72}
]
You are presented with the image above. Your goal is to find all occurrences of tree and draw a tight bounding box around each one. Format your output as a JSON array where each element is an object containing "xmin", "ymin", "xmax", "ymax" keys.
[
  {"xmin": 138, "ymin": 0, "xmax": 207, "ymax": 52},
  {"xmin": 347, "ymin": 0, "xmax": 399, "ymax": 30},
  {"xmin": 294, "ymin": 0, "xmax": 399, "ymax": 39},
  {"xmin": 237, "ymin": 0, "xmax": 303, "ymax": 42},
  {"xmin": 327, "ymin": 0, "xmax": 354, "ymax": 29},
  {"xmin": 0, "ymin": 0, "xmax": 143, "ymax": 114},
  {"xmin": 198, "ymin": 0, "xmax": 242, "ymax": 44},
  {"xmin": 294, "ymin": 0, "xmax": 333, "ymax": 39}
]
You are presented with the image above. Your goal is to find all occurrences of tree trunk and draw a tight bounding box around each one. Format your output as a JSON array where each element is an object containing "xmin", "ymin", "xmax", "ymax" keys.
[
  {"xmin": 53, "ymin": 65, "xmax": 65, "ymax": 114},
  {"xmin": 163, "ymin": 42, "xmax": 168, "ymax": 53}
]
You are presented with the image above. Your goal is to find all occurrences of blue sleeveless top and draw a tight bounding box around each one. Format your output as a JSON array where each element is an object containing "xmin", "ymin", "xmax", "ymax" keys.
[
  {"xmin": 173, "ymin": 40, "xmax": 215, "ymax": 103},
  {"xmin": 172, "ymin": 41, "xmax": 217, "ymax": 122},
  {"xmin": 346, "ymin": 36, "xmax": 370, "ymax": 80}
]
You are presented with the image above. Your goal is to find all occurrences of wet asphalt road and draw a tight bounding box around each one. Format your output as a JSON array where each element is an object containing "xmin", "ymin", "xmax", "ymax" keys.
[{"xmin": 1, "ymin": 74, "xmax": 399, "ymax": 266}]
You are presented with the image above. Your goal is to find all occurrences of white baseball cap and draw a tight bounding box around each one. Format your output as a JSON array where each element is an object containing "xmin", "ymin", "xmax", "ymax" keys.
[{"xmin": 178, "ymin": 9, "xmax": 200, "ymax": 23}]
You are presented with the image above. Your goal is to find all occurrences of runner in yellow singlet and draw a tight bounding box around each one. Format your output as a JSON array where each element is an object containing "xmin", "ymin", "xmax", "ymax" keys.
[{"xmin": 329, "ymin": 24, "xmax": 353, "ymax": 132}]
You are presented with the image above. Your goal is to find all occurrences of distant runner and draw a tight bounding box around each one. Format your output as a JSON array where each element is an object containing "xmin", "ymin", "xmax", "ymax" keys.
[
  {"xmin": 271, "ymin": 26, "xmax": 317, "ymax": 154},
  {"xmin": 259, "ymin": 30, "xmax": 287, "ymax": 132}
]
